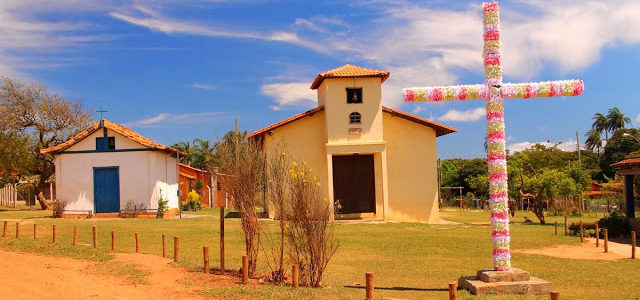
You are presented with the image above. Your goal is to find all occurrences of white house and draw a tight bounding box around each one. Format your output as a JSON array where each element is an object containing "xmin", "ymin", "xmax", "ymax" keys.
[{"xmin": 40, "ymin": 119, "xmax": 184, "ymax": 218}]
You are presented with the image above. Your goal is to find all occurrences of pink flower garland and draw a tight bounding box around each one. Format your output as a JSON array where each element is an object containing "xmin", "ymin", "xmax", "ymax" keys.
[{"xmin": 402, "ymin": 1, "xmax": 584, "ymax": 271}]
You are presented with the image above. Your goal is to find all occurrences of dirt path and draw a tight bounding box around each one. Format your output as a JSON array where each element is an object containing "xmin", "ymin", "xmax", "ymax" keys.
[
  {"xmin": 0, "ymin": 250, "xmax": 244, "ymax": 300},
  {"xmin": 513, "ymin": 238, "xmax": 638, "ymax": 261}
]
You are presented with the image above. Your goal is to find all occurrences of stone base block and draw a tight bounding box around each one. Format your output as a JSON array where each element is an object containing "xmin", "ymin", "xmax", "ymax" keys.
[
  {"xmin": 459, "ymin": 269, "xmax": 552, "ymax": 295},
  {"xmin": 477, "ymin": 268, "xmax": 531, "ymax": 283}
]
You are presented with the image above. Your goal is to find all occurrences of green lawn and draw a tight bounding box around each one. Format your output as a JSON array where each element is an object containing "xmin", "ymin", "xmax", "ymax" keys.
[{"xmin": 0, "ymin": 207, "xmax": 637, "ymax": 299}]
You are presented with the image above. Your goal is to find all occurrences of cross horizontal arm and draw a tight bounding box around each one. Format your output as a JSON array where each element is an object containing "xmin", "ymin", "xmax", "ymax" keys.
[
  {"xmin": 403, "ymin": 84, "xmax": 487, "ymax": 102},
  {"xmin": 403, "ymin": 79, "xmax": 584, "ymax": 102},
  {"xmin": 501, "ymin": 80, "xmax": 584, "ymax": 99}
]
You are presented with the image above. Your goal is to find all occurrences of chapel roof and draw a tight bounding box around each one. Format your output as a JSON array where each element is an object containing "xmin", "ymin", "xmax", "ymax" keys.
[
  {"xmin": 310, "ymin": 64, "xmax": 390, "ymax": 90},
  {"xmin": 247, "ymin": 105, "xmax": 457, "ymax": 139},
  {"xmin": 40, "ymin": 119, "xmax": 186, "ymax": 156}
]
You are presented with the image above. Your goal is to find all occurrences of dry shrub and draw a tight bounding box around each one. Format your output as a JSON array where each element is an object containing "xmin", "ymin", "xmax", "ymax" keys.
[
  {"xmin": 217, "ymin": 134, "xmax": 264, "ymax": 276},
  {"xmin": 284, "ymin": 161, "xmax": 338, "ymax": 287},
  {"xmin": 261, "ymin": 144, "xmax": 291, "ymax": 284},
  {"xmin": 52, "ymin": 200, "xmax": 67, "ymax": 218}
]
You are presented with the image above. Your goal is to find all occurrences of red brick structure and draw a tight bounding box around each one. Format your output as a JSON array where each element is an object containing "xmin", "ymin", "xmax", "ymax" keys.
[{"xmin": 178, "ymin": 164, "xmax": 212, "ymax": 207}]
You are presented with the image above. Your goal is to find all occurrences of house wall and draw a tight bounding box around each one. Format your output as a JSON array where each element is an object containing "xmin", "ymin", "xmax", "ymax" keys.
[
  {"xmin": 317, "ymin": 77, "xmax": 384, "ymax": 144},
  {"xmin": 262, "ymin": 110, "xmax": 328, "ymax": 214},
  {"xmin": 179, "ymin": 164, "xmax": 212, "ymax": 207},
  {"xmin": 382, "ymin": 112, "xmax": 440, "ymax": 223},
  {"xmin": 55, "ymin": 129, "xmax": 179, "ymax": 214}
]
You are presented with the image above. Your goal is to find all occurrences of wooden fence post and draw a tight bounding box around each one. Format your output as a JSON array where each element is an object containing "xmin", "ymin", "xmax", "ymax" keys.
[
  {"xmin": 111, "ymin": 230, "xmax": 115, "ymax": 250},
  {"xmin": 579, "ymin": 220, "xmax": 583, "ymax": 243},
  {"xmin": 73, "ymin": 226, "xmax": 78, "ymax": 245},
  {"xmin": 550, "ymin": 290, "xmax": 560, "ymax": 300},
  {"xmin": 604, "ymin": 229, "xmax": 609, "ymax": 253},
  {"xmin": 554, "ymin": 221, "xmax": 557, "ymax": 235},
  {"xmin": 203, "ymin": 246, "xmax": 210, "ymax": 274},
  {"xmin": 2, "ymin": 221, "xmax": 7, "ymax": 238},
  {"xmin": 33, "ymin": 224, "xmax": 38, "ymax": 240},
  {"xmin": 564, "ymin": 215, "xmax": 568, "ymax": 236},
  {"xmin": 52, "ymin": 224, "xmax": 57, "ymax": 243},
  {"xmin": 135, "ymin": 232, "xmax": 140, "ymax": 253},
  {"xmin": 242, "ymin": 255, "xmax": 248, "ymax": 283},
  {"xmin": 93, "ymin": 226, "xmax": 97, "ymax": 248},
  {"xmin": 632, "ymin": 231, "xmax": 636, "ymax": 259},
  {"xmin": 595, "ymin": 223, "xmax": 599, "ymax": 247},
  {"xmin": 220, "ymin": 207, "xmax": 225, "ymax": 274},
  {"xmin": 162, "ymin": 234, "xmax": 167, "ymax": 257},
  {"xmin": 448, "ymin": 281, "xmax": 458, "ymax": 300},
  {"xmin": 292, "ymin": 264, "xmax": 299, "ymax": 288},
  {"xmin": 365, "ymin": 272, "xmax": 374, "ymax": 300},
  {"xmin": 174, "ymin": 236, "xmax": 179, "ymax": 262},
  {"xmin": 15, "ymin": 222, "xmax": 19, "ymax": 238}
]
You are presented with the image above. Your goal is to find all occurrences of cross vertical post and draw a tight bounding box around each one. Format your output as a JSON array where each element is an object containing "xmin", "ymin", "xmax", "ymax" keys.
[{"xmin": 402, "ymin": 1, "xmax": 584, "ymax": 271}]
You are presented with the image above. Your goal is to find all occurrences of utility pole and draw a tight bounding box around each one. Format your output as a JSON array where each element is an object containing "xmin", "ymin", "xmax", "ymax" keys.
[{"xmin": 576, "ymin": 131, "xmax": 581, "ymax": 166}]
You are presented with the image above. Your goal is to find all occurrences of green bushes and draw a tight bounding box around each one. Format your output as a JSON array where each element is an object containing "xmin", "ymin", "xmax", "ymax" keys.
[
  {"xmin": 181, "ymin": 190, "xmax": 203, "ymax": 211},
  {"xmin": 597, "ymin": 210, "xmax": 630, "ymax": 237}
]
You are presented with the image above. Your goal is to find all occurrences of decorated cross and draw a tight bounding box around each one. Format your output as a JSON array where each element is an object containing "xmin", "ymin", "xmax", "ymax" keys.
[{"xmin": 403, "ymin": 1, "xmax": 584, "ymax": 271}]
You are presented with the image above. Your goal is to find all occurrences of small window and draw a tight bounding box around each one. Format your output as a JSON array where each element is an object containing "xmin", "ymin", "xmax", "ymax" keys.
[
  {"xmin": 349, "ymin": 112, "xmax": 361, "ymax": 124},
  {"xmin": 216, "ymin": 181, "xmax": 221, "ymax": 191},
  {"xmin": 346, "ymin": 88, "xmax": 362, "ymax": 103},
  {"xmin": 96, "ymin": 137, "xmax": 115, "ymax": 151}
]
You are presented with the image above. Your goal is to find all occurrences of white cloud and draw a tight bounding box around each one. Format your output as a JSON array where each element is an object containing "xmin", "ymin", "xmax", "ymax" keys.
[
  {"xmin": 0, "ymin": 1, "xmax": 117, "ymax": 78},
  {"xmin": 507, "ymin": 139, "xmax": 582, "ymax": 153},
  {"xmin": 260, "ymin": 82, "xmax": 316, "ymax": 111},
  {"xmin": 190, "ymin": 83, "xmax": 215, "ymax": 91},
  {"xmin": 125, "ymin": 111, "xmax": 228, "ymax": 128},
  {"xmin": 437, "ymin": 107, "xmax": 486, "ymax": 122},
  {"xmin": 267, "ymin": 0, "xmax": 640, "ymax": 108},
  {"xmin": 636, "ymin": 113, "xmax": 640, "ymax": 123}
]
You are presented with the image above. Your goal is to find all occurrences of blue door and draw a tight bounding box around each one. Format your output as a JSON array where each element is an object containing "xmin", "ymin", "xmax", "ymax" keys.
[{"xmin": 94, "ymin": 167, "xmax": 120, "ymax": 213}]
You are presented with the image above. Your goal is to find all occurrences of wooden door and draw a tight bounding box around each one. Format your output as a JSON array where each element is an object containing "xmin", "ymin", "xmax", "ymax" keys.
[
  {"xmin": 93, "ymin": 167, "xmax": 120, "ymax": 213},
  {"xmin": 332, "ymin": 155, "xmax": 375, "ymax": 214}
]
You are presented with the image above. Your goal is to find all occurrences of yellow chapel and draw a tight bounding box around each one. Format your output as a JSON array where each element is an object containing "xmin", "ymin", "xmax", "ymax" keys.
[{"xmin": 249, "ymin": 65, "xmax": 456, "ymax": 223}]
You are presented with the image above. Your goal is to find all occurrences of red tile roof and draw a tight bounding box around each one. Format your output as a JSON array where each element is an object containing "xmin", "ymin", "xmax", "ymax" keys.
[
  {"xmin": 611, "ymin": 158, "xmax": 640, "ymax": 169},
  {"xmin": 40, "ymin": 119, "xmax": 186, "ymax": 156},
  {"xmin": 247, "ymin": 105, "xmax": 457, "ymax": 139},
  {"xmin": 381, "ymin": 106, "xmax": 457, "ymax": 137},
  {"xmin": 310, "ymin": 64, "xmax": 390, "ymax": 89},
  {"xmin": 248, "ymin": 106, "xmax": 324, "ymax": 139}
]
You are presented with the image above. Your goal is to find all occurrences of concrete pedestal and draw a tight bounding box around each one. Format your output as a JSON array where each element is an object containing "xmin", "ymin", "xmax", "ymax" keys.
[{"xmin": 458, "ymin": 268, "xmax": 552, "ymax": 295}]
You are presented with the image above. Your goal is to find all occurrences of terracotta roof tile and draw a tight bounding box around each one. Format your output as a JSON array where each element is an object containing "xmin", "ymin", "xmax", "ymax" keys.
[
  {"xmin": 40, "ymin": 119, "xmax": 186, "ymax": 156},
  {"xmin": 310, "ymin": 64, "xmax": 390, "ymax": 89},
  {"xmin": 247, "ymin": 105, "xmax": 457, "ymax": 139},
  {"xmin": 611, "ymin": 158, "xmax": 640, "ymax": 169}
]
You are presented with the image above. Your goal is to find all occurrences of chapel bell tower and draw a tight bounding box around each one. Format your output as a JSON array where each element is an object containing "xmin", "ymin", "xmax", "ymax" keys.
[{"xmin": 310, "ymin": 64, "xmax": 390, "ymax": 144}]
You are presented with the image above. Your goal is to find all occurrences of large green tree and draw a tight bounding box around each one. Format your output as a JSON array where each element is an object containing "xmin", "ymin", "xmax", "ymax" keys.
[
  {"xmin": 0, "ymin": 76, "xmax": 92, "ymax": 209},
  {"xmin": 600, "ymin": 128, "xmax": 640, "ymax": 179}
]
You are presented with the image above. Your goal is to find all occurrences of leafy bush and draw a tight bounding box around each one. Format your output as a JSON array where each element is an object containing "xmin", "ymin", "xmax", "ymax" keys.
[
  {"xmin": 181, "ymin": 190, "xmax": 202, "ymax": 211},
  {"xmin": 598, "ymin": 210, "xmax": 630, "ymax": 238},
  {"xmin": 157, "ymin": 192, "xmax": 169, "ymax": 218},
  {"xmin": 52, "ymin": 200, "xmax": 67, "ymax": 218}
]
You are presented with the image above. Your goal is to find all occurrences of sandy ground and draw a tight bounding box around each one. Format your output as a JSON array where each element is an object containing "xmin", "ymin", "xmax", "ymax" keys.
[
  {"xmin": 513, "ymin": 238, "xmax": 638, "ymax": 261},
  {"xmin": 0, "ymin": 250, "xmax": 245, "ymax": 300}
]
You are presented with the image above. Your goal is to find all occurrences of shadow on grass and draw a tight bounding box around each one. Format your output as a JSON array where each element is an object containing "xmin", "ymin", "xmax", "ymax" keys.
[{"xmin": 344, "ymin": 285, "xmax": 448, "ymax": 292}]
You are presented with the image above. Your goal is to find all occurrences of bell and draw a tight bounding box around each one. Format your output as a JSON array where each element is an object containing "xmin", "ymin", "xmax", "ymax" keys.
[{"xmin": 352, "ymin": 91, "xmax": 359, "ymax": 102}]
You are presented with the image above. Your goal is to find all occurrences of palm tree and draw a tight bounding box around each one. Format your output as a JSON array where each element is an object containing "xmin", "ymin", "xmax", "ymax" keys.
[
  {"xmin": 606, "ymin": 107, "xmax": 632, "ymax": 133},
  {"xmin": 584, "ymin": 129, "xmax": 602, "ymax": 154},
  {"xmin": 592, "ymin": 112, "xmax": 609, "ymax": 140},
  {"xmin": 192, "ymin": 138, "xmax": 215, "ymax": 170},
  {"xmin": 172, "ymin": 141, "xmax": 192, "ymax": 165}
]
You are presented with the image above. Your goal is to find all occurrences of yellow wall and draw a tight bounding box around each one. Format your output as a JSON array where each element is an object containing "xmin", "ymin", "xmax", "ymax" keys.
[
  {"xmin": 382, "ymin": 112, "xmax": 440, "ymax": 223},
  {"xmin": 262, "ymin": 110, "xmax": 329, "ymax": 211},
  {"xmin": 318, "ymin": 77, "xmax": 384, "ymax": 144}
]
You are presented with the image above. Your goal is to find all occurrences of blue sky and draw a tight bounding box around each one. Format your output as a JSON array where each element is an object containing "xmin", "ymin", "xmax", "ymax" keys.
[{"xmin": 3, "ymin": 0, "xmax": 640, "ymax": 158}]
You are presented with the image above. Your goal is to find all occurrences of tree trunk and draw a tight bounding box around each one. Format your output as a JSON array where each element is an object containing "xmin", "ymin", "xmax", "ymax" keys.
[
  {"xmin": 36, "ymin": 191, "xmax": 49, "ymax": 210},
  {"xmin": 533, "ymin": 187, "xmax": 546, "ymax": 224}
]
